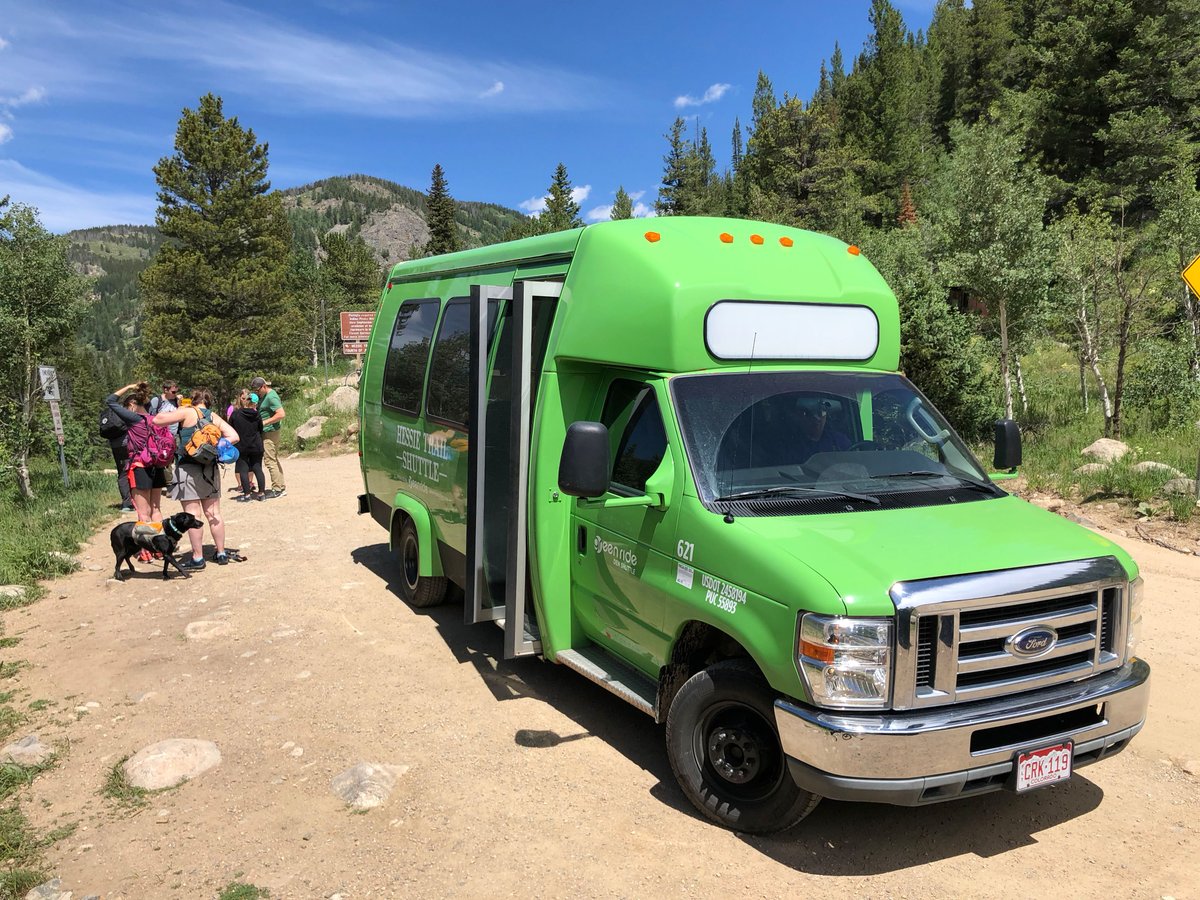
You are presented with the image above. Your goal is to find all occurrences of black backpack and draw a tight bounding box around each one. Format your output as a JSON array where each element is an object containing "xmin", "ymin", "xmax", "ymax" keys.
[{"xmin": 99, "ymin": 406, "xmax": 127, "ymax": 440}]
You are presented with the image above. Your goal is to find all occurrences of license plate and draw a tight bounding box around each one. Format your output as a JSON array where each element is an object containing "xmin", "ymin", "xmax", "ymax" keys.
[{"xmin": 1014, "ymin": 741, "xmax": 1073, "ymax": 792}]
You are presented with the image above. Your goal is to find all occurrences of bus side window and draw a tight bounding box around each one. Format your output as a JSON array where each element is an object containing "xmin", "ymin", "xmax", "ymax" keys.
[
  {"xmin": 382, "ymin": 298, "xmax": 440, "ymax": 414},
  {"xmin": 601, "ymin": 380, "xmax": 668, "ymax": 496},
  {"xmin": 426, "ymin": 299, "xmax": 471, "ymax": 426}
]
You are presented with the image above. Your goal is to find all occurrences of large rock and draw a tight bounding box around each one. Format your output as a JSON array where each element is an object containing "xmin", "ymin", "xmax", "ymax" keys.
[
  {"xmin": 1074, "ymin": 463, "xmax": 1108, "ymax": 477},
  {"xmin": 1081, "ymin": 438, "xmax": 1130, "ymax": 463},
  {"xmin": 324, "ymin": 385, "xmax": 359, "ymax": 412},
  {"xmin": 330, "ymin": 762, "xmax": 408, "ymax": 810},
  {"xmin": 1163, "ymin": 478, "xmax": 1197, "ymax": 496},
  {"xmin": 122, "ymin": 738, "xmax": 221, "ymax": 790},
  {"xmin": 0, "ymin": 585, "xmax": 26, "ymax": 601},
  {"xmin": 184, "ymin": 620, "xmax": 231, "ymax": 642},
  {"xmin": 295, "ymin": 415, "xmax": 329, "ymax": 447},
  {"xmin": 1132, "ymin": 460, "xmax": 1185, "ymax": 478},
  {"xmin": 2, "ymin": 734, "xmax": 54, "ymax": 767}
]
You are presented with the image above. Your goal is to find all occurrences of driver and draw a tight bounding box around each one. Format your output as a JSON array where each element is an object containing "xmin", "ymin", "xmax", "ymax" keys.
[{"xmin": 795, "ymin": 398, "xmax": 850, "ymax": 460}]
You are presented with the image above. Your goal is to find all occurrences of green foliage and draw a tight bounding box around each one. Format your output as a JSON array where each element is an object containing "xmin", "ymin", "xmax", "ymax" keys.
[
  {"xmin": 139, "ymin": 94, "xmax": 307, "ymax": 399},
  {"xmin": 541, "ymin": 163, "xmax": 583, "ymax": 233},
  {"xmin": 0, "ymin": 201, "xmax": 92, "ymax": 500},
  {"xmin": 863, "ymin": 224, "xmax": 998, "ymax": 439},
  {"xmin": 102, "ymin": 757, "xmax": 151, "ymax": 809},
  {"xmin": 0, "ymin": 465, "xmax": 115, "ymax": 589},
  {"xmin": 218, "ymin": 881, "xmax": 270, "ymax": 900},
  {"xmin": 1125, "ymin": 337, "xmax": 1200, "ymax": 429},
  {"xmin": 610, "ymin": 187, "xmax": 633, "ymax": 221},
  {"xmin": 422, "ymin": 164, "xmax": 462, "ymax": 256}
]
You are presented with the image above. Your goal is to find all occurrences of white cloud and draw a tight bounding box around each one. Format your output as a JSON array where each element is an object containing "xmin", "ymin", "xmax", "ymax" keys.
[
  {"xmin": 0, "ymin": 37, "xmax": 9, "ymax": 51},
  {"xmin": 628, "ymin": 190, "xmax": 645, "ymax": 201},
  {"xmin": 519, "ymin": 195, "xmax": 547, "ymax": 215},
  {"xmin": 586, "ymin": 204, "xmax": 612, "ymax": 222},
  {"xmin": 0, "ymin": 3, "xmax": 609, "ymax": 117},
  {"xmin": 571, "ymin": 184, "xmax": 591, "ymax": 203},
  {"xmin": 586, "ymin": 195, "xmax": 654, "ymax": 222},
  {"xmin": 0, "ymin": 159, "xmax": 155, "ymax": 232},
  {"xmin": 2, "ymin": 86, "xmax": 45, "ymax": 107},
  {"xmin": 674, "ymin": 82, "xmax": 731, "ymax": 109},
  {"xmin": 632, "ymin": 202, "xmax": 653, "ymax": 217},
  {"xmin": 0, "ymin": 123, "xmax": 11, "ymax": 144}
]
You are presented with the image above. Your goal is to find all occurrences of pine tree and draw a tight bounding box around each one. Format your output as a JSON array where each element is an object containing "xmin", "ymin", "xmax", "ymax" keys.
[
  {"xmin": 656, "ymin": 118, "xmax": 688, "ymax": 215},
  {"xmin": 610, "ymin": 187, "xmax": 634, "ymax": 220},
  {"xmin": 423, "ymin": 163, "xmax": 461, "ymax": 256},
  {"xmin": 541, "ymin": 163, "xmax": 583, "ymax": 233},
  {"xmin": 140, "ymin": 94, "xmax": 304, "ymax": 398}
]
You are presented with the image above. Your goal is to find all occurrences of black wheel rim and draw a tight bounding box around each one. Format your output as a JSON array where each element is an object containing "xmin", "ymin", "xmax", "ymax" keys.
[
  {"xmin": 402, "ymin": 534, "xmax": 419, "ymax": 591},
  {"xmin": 693, "ymin": 700, "xmax": 785, "ymax": 804}
]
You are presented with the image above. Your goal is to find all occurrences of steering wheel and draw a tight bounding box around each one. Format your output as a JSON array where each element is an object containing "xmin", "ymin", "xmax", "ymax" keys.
[{"xmin": 905, "ymin": 398, "xmax": 950, "ymax": 447}]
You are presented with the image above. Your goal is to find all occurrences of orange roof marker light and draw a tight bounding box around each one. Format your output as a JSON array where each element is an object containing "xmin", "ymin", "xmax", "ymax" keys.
[
  {"xmin": 750, "ymin": 234, "xmax": 764, "ymax": 245},
  {"xmin": 779, "ymin": 236, "xmax": 794, "ymax": 247},
  {"xmin": 847, "ymin": 245, "xmax": 862, "ymax": 256},
  {"xmin": 719, "ymin": 232, "xmax": 734, "ymax": 243},
  {"xmin": 644, "ymin": 231, "xmax": 661, "ymax": 243}
]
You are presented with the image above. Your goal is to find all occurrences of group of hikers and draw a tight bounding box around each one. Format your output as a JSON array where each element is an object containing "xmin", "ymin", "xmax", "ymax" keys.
[{"xmin": 102, "ymin": 377, "xmax": 287, "ymax": 571}]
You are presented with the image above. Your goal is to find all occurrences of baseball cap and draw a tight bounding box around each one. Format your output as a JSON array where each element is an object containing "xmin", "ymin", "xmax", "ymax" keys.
[{"xmin": 250, "ymin": 376, "xmax": 267, "ymax": 390}]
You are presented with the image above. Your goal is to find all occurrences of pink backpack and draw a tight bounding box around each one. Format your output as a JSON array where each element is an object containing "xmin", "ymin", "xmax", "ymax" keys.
[{"xmin": 127, "ymin": 414, "xmax": 176, "ymax": 468}]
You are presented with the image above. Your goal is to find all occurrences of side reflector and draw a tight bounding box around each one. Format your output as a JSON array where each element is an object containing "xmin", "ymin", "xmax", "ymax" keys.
[
  {"xmin": 750, "ymin": 234, "xmax": 764, "ymax": 245},
  {"xmin": 799, "ymin": 639, "xmax": 836, "ymax": 664},
  {"xmin": 719, "ymin": 232, "xmax": 734, "ymax": 243},
  {"xmin": 848, "ymin": 245, "xmax": 862, "ymax": 256},
  {"xmin": 645, "ymin": 231, "xmax": 661, "ymax": 243},
  {"xmin": 779, "ymin": 236, "xmax": 794, "ymax": 247}
]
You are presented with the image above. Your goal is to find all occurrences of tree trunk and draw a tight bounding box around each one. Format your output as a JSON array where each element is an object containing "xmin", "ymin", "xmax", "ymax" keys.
[
  {"xmin": 1078, "ymin": 352, "xmax": 1088, "ymax": 413},
  {"xmin": 1015, "ymin": 355, "xmax": 1029, "ymax": 415},
  {"xmin": 16, "ymin": 452, "xmax": 34, "ymax": 500},
  {"xmin": 998, "ymin": 300, "xmax": 1013, "ymax": 419}
]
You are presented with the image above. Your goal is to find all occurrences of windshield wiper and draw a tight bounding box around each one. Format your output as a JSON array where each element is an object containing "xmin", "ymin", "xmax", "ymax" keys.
[
  {"xmin": 715, "ymin": 485, "xmax": 881, "ymax": 506},
  {"xmin": 869, "ymin": 470, "xmax": 997, "ymax": 492}
]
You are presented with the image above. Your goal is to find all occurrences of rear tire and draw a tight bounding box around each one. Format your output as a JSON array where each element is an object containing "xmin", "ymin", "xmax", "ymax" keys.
[
  {"xmin": 395, "ymin": 519, "xmax": 447, "ymax": 608},
  {"xmin": 665, "ymin": 659, "xmax": 820, "ymax": 833}
]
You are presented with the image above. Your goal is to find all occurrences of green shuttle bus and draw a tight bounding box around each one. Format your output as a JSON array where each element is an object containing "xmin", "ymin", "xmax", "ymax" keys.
[{"xmin": 357, "ymin": 217, "xmax": 1149, "ymax": 833}]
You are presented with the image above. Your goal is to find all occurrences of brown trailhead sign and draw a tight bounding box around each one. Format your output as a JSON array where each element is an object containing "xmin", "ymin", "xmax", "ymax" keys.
[
  {"xmin": 1184, "ymin": 252, "xmax": 1200, "ymax": 302},
  {"xmin": 340, "ymin": 311, "xmax": 376, "ymax": 342}
]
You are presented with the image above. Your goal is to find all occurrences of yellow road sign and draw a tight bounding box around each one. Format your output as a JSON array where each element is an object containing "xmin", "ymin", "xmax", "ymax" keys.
[{"xmin": 1185, "ymin": 251, "xmax": 1200, "ymax": 301}]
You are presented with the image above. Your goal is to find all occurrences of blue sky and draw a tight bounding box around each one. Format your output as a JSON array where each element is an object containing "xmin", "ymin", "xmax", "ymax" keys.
[{"xmin": 0, "ymin": 1, "xmax": 935, "ymax": 233}]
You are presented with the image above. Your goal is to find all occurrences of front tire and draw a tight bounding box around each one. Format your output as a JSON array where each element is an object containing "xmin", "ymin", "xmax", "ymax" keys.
[
  {"xmin": 665, "ymin": 660, "xmax": 820, "ymax": 833},
  {"xmin": 395, "ymin": 519, "xmax": 448, "ymax": 608}
]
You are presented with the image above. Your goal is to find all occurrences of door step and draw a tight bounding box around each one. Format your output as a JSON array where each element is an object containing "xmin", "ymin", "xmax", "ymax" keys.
[{"xmin": 555, "ymin": 647, "xmax": 657, "ymax": 717}]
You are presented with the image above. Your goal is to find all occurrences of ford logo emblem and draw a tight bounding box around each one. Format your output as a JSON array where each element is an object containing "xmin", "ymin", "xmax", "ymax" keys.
[{"xmin": 1008, "ymin": 626, "xmax": 1057, "ymax": 658}]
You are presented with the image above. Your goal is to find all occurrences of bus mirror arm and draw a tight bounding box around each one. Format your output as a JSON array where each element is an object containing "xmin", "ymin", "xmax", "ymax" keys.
[{"xmin": 559, "ymin": 421, "xmax": 610, "ymax": 499}]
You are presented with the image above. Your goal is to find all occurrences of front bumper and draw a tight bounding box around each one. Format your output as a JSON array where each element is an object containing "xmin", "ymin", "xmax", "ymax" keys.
[{"xmin": 775, "ymin": 658, "xmax": 1150, "ymax": 806}]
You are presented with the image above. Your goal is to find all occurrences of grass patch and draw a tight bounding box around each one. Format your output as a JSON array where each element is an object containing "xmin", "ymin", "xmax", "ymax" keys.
[
  {"xmin": 0, "ymin": 707, "xmax": 21, "ymax": 744},
  {"xmin": 25, "ymin": 701, "xmax": 49, "ymax": 713},
  {"xmin": 218, "ymin": 880, "xmax": 271, "ymax": 900},
  {"xmin": 0, "ymin": 663, "xmax": 24, "ymax": 682},
  {"xmin": 0, "ymin": 759, "xmax": 54, "ymax": 805},
  {"xmin": 0, "ymin": 806, "xmax": 48, "ymax": 900},
  {"xmin": 101, "ymin": 758, "xmax": 151, "ymax": 810},
  {"xmin": 0, "ymin": 639, "xmax": 18, "ymax": 650},
  {"xmin": 0, "ymin": 463, "xmax": 117, "ymax": 590}
]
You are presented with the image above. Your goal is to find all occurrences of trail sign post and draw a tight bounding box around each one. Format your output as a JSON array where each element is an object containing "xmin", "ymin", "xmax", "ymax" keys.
[
  {"xmin": 340, "ymin": 312, "xmax": 375, "ymax": 359},
  {"xmin": 39, "ymin": 365, "xmax": 69, "ymax": 487}
]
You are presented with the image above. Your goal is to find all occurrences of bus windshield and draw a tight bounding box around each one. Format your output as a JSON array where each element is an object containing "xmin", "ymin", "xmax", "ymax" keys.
[{"xmin": 670, "ymin": 371, "xmax": 997, "ymax": 508}]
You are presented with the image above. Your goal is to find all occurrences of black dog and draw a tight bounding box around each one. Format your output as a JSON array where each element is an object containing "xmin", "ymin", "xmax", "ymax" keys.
[{"xmin": 109, "ymin": 512, "xmax": 204, "ymax": 581}]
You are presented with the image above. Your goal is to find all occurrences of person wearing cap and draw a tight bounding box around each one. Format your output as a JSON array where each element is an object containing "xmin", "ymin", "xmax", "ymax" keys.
[{"xmin": 251, "ymin": 376, "xmax": 286, "ymax": 498}]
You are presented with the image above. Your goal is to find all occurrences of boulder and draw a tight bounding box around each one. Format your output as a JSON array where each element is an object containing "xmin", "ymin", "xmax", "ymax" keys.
[
  {"xmin": 0, "ymin": 585, "xmax": 26, "ymax": 601},
  {"xmin": 346, "ymin": 420, "xmax": 361, "ymax": 437},
  {"xmin": 1081, "ymin": 438, "xmax": 1130, "ymax": 463},
  {"xmin": 295, "ymin": 415, "xmax": 329, "ymax": 447},
  {"xmin": 1, "ymin": 734, "xmax": 54, "ymax": 767},
  {"xmin": 1073, "ymin": 463, "xmax": 1108, "ymax": 477},
  {"xmin": 1162, "ymin": 478, "xmax": 1197, "ymax": 496},
  {"xmin": 1132, "ymin": 461, "xmax": 1185, "ymax": 478},
  {"xmin": 122, "ymin": 738, "xmax": 221, "ymax": 790},
  {"xmin": 330, "ymin": 761, "xmax": 408, "ymax": 810},
  {"xmin": 324, "ymin": 385, "xmax": 359, "ymax": 412}
]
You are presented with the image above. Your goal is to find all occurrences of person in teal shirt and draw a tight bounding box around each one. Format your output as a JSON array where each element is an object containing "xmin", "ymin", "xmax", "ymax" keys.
[{"xmin": 250, "ymin": 376, "xmax": 286, "ymax": 498}]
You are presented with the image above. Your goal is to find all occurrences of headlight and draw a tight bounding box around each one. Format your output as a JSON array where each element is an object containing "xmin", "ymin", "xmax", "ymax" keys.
[
  {"xmin": 797, "ymin": 614, "xmax": 892, "ymax": 709},
  {"xmin": 1126, "ymin": 576, "xmax": 1143, "ymax": 661}
]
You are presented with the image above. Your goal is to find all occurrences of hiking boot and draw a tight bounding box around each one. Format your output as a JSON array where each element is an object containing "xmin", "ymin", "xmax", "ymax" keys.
[
  {"xmin": 178, "ymin": 556, "xmax": 206, "ymax": 572},
  {"xmin": 215, "ymin": 551, "xmax": 229, "ymax": 565},
  {"xmin": 266, "ymin": 488, "xmax": 287, "ymax": 499}
]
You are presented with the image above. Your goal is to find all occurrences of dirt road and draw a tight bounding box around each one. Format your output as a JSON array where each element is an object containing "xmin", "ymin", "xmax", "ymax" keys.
[{"xmin": 3, "ymin": 452, "xmax": 1198, "ymax": 898}]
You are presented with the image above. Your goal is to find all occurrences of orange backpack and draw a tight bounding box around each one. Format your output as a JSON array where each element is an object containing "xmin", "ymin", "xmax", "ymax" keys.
[{"xmin": 181, "ymin": 408, "xmax": 222, "ymax": 464}]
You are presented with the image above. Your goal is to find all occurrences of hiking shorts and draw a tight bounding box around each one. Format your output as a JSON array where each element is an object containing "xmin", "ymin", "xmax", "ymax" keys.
[
  {"xmin": 168, "ymin": 461, "xmax": 220, "ymax": 502},
  {"xmin": 128, "ymin": 465, "xmax": 167, "ymax": 491}
]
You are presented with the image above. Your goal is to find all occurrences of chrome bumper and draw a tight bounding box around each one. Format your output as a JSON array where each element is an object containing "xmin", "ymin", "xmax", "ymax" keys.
[{"xmin": 775, "ymin": 658, "xmax": 1150, "ymax": 806}]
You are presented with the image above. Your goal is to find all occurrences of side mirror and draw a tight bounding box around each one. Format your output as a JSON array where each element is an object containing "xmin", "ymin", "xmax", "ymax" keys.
[
  {"xmin": 993, "ymin": 419, "xmax": 1021, "ymax": 470},
  {"xmin": 559, "ymin": 422, "xmax": 610, "ymax": 498}
]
